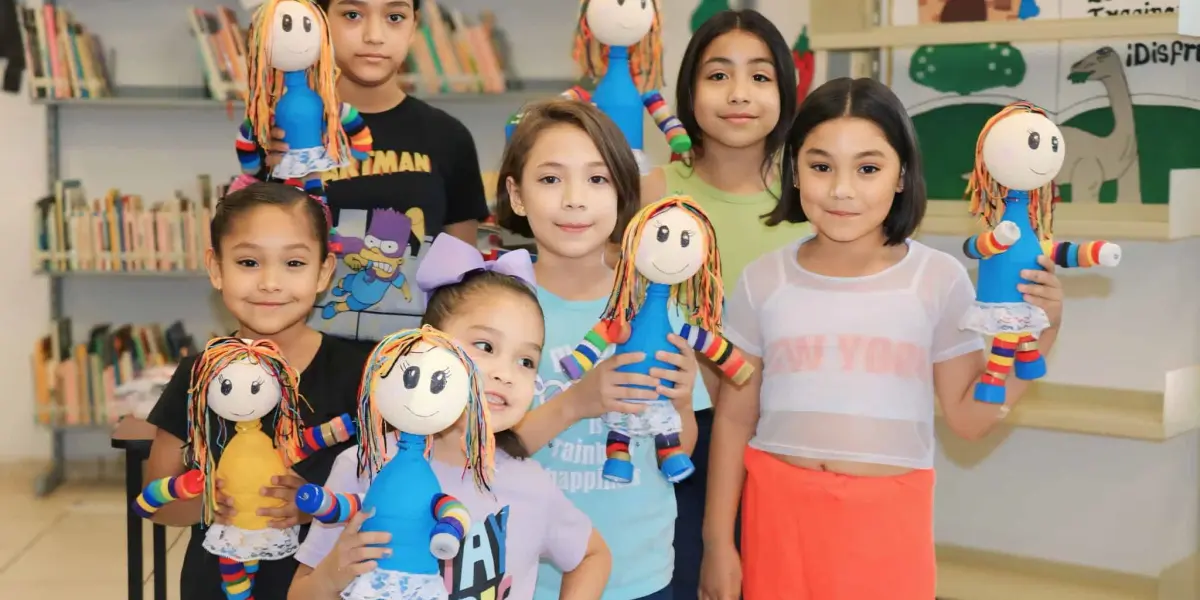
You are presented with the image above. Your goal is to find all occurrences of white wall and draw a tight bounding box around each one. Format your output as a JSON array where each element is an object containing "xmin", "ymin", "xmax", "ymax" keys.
[{"xmin": 3, "ymin": 0, "xmax": 1196, "ymax": 580}]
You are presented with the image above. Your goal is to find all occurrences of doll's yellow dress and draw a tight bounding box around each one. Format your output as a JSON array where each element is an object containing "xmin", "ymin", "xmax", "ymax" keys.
[{"xmin": 201, "ymin": 419, "xmax": 299, "ymax": 560}]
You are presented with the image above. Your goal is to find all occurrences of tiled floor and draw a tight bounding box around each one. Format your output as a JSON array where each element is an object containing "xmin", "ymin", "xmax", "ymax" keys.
[{"xmin": 0, "ymin": 462, "xmax": 187, "ymax": 600}]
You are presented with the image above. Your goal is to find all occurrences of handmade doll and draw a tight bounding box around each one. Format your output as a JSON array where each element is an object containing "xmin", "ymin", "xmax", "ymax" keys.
[
  {"xmin": 131, "ymin": 337, "xmax": 356, "ymax": 600},
  {"xmin": 961, "ymin": 102, "xmax": 1122, "ymax": 404},
  {"xmin": 294, "ymin": 325, "xmax": 494, "ymax": 600},
  {"xmin": 560, "ymin": 196, "xmax": 753, "ymax": 484},
  {"xmin": 505, "ymin": 0, "xmax": 690, "ymax": 172},
  {"xmin": 234, "ymin": 0, "xmax": 372, "ymax": 206}
]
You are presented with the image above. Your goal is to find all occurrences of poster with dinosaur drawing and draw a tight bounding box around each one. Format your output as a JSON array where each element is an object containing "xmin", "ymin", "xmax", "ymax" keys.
[{"xmin": 891, "ymin": 0, "xmax": 1200, "ymax": 204}]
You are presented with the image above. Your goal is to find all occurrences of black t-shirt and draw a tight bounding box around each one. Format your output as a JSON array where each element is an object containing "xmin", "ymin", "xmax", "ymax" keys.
[
  {"xmin": 309, "ymin": 97, "xmax": 489, "ymax": 342},
  {"xmin": 146, "ymin": 334, "xmax": 371, "ymax": 600}
]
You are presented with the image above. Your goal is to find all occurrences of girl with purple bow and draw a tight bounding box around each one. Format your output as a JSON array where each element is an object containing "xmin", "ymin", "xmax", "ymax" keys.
[{"xmin": 289, "ymin": 232, "xmax": 612, "ymax": 600}]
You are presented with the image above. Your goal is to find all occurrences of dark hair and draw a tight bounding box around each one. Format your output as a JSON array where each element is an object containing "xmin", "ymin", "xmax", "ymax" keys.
[
  {"xmin": 494, "ymin": 99, "xmax": 641, "ymax": 244},
  {"xmin": 769, "ymin": 77, "xmax": 926, "ymax": 246},
  {"xmin": 675, "ymin": 10, "xmax": 797, "ymax": 189},
  {"xmin": 420, "ymin": 270, "xmax": 544, "ymax": 460},
  {"xmin": 315, "ymin": 0, "xmax": 420, "ymax": 11},
  {"xmin": 210, "ymin": 182, "xmax": 330, "ymax": 254}
]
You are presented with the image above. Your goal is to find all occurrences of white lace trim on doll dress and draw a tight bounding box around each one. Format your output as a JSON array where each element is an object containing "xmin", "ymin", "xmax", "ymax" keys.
[
  {"xmin": 960, "ymin": 301, "xmax": 1051, "ymax": 337},
  {"xmin": 602, "ymin": 401, "xmax": 682, "ymax": 437},
  {"xmin": 340, "ymin": 569, "xmax": 447, "ymax": 600},
  {"xmin": 271, "ymin": 146, "xmax": 344, "ymax": 180},
  {"xmin": 202, "ymin": 523, "xmax": 299, "ymax": 562}
]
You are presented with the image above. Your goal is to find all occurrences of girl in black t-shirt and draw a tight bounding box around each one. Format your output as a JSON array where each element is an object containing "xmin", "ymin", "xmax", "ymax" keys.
[
  {"xmin": 145, "ymin": 182, "xmax": 372, "ymax": 600},
  {"xmin": 239, "ymin": 0, "xmax": 491, "ymax": 344}
]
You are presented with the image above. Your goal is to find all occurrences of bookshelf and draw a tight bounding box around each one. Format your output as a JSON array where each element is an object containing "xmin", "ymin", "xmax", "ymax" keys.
[{"xmin": 23, "ymin": 0, "xmax": 573, "ymax": 497}]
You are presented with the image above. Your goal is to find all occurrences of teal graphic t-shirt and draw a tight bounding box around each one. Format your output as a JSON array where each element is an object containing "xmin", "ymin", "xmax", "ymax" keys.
[{"xmin": 532, "ymin": 286, "xmax": 711, "ymax": 600}]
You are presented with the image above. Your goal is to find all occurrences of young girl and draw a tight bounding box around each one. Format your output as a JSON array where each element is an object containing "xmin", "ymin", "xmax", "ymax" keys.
[
  {"xmin": 288, "ymin": 232, "xmax": 611, "ymax": 600},
  {"xmin": 495, "ymin": 99, "xmax": 707, "ymax": 600},
  {"xmin": 246, "ymin": 0, "xmax": 490, "ymax": 342},
  {"xmin": 145, "ymin": 182, "xmax": 372, "ymax": 600},
  {"xmin": 699, "ymin": 78, "xmax": 1066, "ymax": 600},
  {"xmin": 641, "ymin": 13, "xmax": 811, "ymax": 595}
]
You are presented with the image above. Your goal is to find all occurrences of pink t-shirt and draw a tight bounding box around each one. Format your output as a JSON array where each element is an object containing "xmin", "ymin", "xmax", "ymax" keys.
[
  {"xmin": 296, "ymin": 442, "xmax": 594, "ymax": 600},
  {"xmin": 724, "ymin": 237, "xmax": 984, "ymax": 469}
]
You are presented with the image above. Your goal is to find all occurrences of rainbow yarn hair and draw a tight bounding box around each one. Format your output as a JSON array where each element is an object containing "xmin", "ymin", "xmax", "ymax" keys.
[
  {"xmin": 245, "ymin": 0, "xmax": 352, "ymax": 165},
  {"xmin": 604, "ymin": 195, "xmax": 723, "ymax": 333},
  {"xmin": 356, "ymin": 325, "xmax": 495, "ymax": 493},
  {"xmin": 572, "ymin": 0, "xmax": 664, "ymax": 93},
  {"xmin": 965, "ymin": 101, "xmax": 1058, "ymax": 241},
  {"xmin": 185, "ymin": 337, "xmax": 303, "ymax": 525}
]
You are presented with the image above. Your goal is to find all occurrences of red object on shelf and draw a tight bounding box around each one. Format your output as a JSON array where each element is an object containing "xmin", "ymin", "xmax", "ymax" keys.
[{"xmin": 793, "ymin": 26, "xmax": 815, "ymax": 104}]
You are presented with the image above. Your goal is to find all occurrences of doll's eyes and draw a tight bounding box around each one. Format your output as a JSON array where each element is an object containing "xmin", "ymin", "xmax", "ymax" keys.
[
  {"xmin": 1027, "ymin": 131, "xmax": 1040, "ymax": 150},
  {"xmin": 656, "ymin": 225, "xmax": 669, "ymax": 242},
  {"xmin": 680, "ymin": 231, "xmax": 691, "ymax": 248},
  {"xmin": 251, "ymin": 381, "xmax": 263, "ymax": 395},
  {"xmin": 430, "ymin": 369, "xmax": 449, "ymax": 394},
  {"xmin": 282, "ymin": 14, "xmax": 292, "ymax": 31},
  {"xmin": 1051, "ymin": 136, "xmax": 1060, "ymax": 152},
  {"xmin": 303, "ymin": 16, "xmax": 312, "ymax": 32},
  {"xmin": 403, "ymin": 366, "xmax": 420, "ymax": 389},
  {"xmin": 220, "ymin": 378, "xmax": 232, "ymax": 395}
]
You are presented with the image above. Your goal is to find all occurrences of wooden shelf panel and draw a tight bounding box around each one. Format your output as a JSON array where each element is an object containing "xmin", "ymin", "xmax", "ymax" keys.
[
  {"xmin": 916, "ymin": 201, "xmax": 1193, "ymax": 241},
  {"xmin": 933, "ymin": 366, "xmax": 1200, "ymax": 441},
  {"xmin": 810, "ymin": 14, "xmax": 1181, "ymax": 50}
]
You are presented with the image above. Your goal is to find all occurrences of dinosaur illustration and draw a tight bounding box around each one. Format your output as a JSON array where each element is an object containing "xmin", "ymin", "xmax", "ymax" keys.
[{"xmin": 1058, "ymin": 46, "xmax": 1142, "ymax": 204}]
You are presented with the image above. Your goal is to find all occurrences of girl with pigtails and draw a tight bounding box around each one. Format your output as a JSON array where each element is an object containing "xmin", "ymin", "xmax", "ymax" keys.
[{"xmin": 144, "ymin": 182, "xmax": 374, "ymax": 600}]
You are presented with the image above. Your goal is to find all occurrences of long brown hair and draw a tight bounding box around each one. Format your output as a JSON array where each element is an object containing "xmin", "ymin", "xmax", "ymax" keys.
[{"xmin": 494, "ymin": 99, "xmax": 641, "ymax": 243}]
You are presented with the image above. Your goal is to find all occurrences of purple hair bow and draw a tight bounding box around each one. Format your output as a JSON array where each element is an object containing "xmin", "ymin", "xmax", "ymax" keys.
[{"xmin": 416, "ymin": 233, "xmax": 536, "ymax": 294}]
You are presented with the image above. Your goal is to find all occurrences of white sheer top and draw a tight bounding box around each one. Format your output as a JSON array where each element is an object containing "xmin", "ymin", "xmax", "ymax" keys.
[{"xmin": 724, "ymin": 237, "xmax": 984, "ymax": 469}]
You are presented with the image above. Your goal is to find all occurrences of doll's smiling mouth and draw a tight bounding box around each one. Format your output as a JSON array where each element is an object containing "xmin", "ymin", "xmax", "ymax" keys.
[
  {"xmin": 1029, "ymin": 167, "xmax": 1049, "ymax": 175},
  {"xmin": 405, "ymin": 406, "xmax": 439, "ymax": 418},
  {"xmin": 653, "ymin": 262, "xmax": 690, "ymax": 275},
  {"xmin": 230, "ymin": 410, "xmax": 254, "ymax": 418}
]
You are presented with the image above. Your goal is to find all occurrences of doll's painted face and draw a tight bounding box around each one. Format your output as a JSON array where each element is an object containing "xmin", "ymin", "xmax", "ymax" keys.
[
  {"xmin": 374, "ymin": 342, "xmax": 472, "ymax": 436},
  {"xmin": 982, "ymin": 110, "xmax": 1065, "ymax": 192},
  {"xmin": 586, "ymin": 0, "xmax": 655, "ymax": 47},
  {"xmin": 207, "ymin": 358, "xmax": 283, "ymax": 422},
  {"xmin": 635, "ymin": 206, "xmax": 706, "ymax": 285},
  {"xmin": 268, "ymin": 0, "xmax": 323, "ymax": 72}
]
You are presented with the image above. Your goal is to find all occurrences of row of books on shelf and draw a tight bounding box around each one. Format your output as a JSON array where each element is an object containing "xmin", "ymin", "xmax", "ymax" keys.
[
  {"xmin": 18, "ymin": 1, "xmax": 514, "ymax": 102},
  {"xmin": 32, "ymin": 318, "xmax": 201, "ymax": 427},
  {"xmin": 34, "ymin": 175, "xmax": 223, "ymax": 274},
  {"xmin": 16, "ymin": 3, "xmax": 113, "ymax": 100}
]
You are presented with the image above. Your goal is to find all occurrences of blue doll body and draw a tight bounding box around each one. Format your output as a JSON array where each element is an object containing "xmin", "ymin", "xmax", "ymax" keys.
[
  {"xmin": 614, "ymin": 282, "xmax": 676, "ymax": 401},
  {"xmin": 976, "ymin": 191, "xmax": 1043, "ymax": 304},
  {"xmin": 360, "ymin": 432, "xmax": 441, "ymax": 575},
  {"xmin": 591, "ymin": 46, "xmax": 645, "ymax": 153},
  {"xmin": 275, "ymin": 70, "xmax": 325, "ymax": 151}
]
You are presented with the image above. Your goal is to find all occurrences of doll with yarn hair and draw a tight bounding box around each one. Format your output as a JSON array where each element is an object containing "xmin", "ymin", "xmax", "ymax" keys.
[
  {"xmin": 131, "ymin": 338, "xmax": 355, "ymax": 600},
  {"xmin": 234, "ymin": 0, "xmax": 372, "ymax": 212},
  {"xmin": 505, "ymin": 0, "xmax": 690, "ymax": 173},
  {"xmin": 560, "ymin": 196, "xmax": 753, "ymax": 484},
  {"xmin": 961, "ymin": 102, "xmax": 1122, "ymax": 404},
  {"xmin": 294, "ymin": 326, "xmax": 494, "ymax": 600}
]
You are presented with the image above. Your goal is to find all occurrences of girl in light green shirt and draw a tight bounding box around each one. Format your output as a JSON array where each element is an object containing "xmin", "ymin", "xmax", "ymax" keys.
[{"xmin": 637, "ymin": 10, "xmax": 810, "ymax": 600}]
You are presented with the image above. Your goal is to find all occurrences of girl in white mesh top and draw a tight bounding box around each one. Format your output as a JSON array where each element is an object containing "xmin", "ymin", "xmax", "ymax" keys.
[{"xmin": 698, "ymin": 78, "xmax": 1066, "ymax": 600}]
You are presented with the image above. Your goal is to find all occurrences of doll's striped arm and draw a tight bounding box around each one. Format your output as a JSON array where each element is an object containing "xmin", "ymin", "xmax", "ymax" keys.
[
  {"xmin": 678, "ymin": 324, "xmax": 754, "ymax": 385},
  {"xmin": 235, "ymin": 118, "xmax": 265, "ymax": 177},
  {"xmin": 642, "ymin": 90, "xmax": 691, "ymax": 154},
  {"xmin": 1043, "ymin": 239, "xmax": 1122, "ymax": 268},
  {"xmin": 339, "ymin": 103, "xmax": 373, "ymax": 161},
  {"xmin": 429, "ymin": 493, "xmax": 470, "ymax": 559},
  {"xmin": 294, "ymin": 484, "xmax": 365, "ymax": 525},
  {"xmin": 505, "ymin": 86, "xmax": 592, "ymax": 140},
  {"xmin": 560, "ymin": 319, "xmax": 630, "ymax": 380},
  {"xmin": 132, "ymin": 470, "xmax": 204, "ymax": 519},
  {"xmin": 962, "ymin": 228, "xmax": 1016, "ymax": 260},
  {"xmin": 289, "ymin": 413, "xmax": 357, "ymax": 465}
]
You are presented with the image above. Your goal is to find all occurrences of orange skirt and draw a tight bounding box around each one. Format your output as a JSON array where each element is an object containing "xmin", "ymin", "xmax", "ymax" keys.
[{"xmin": 741, "ymin": 446, "xmax": 936, "ymax": 600}]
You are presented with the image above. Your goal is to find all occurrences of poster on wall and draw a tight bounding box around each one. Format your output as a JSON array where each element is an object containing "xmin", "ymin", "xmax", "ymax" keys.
[{"xmin": 890, "ymin": 0, "xmax": 1198, "ymax": 204}]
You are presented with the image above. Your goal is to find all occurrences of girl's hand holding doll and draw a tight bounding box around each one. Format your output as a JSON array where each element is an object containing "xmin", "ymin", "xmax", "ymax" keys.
[
  {"xmin": 213, "ymin": 478, "xmax": 236, "ymax": 525},
  {"xmin": 311, "ymin": 509, "xmax": 392, "ymax": 596},
  {"xmin": 1021, "ymin": 255, "xmax": 1065, "ymax": 328},
  {"xmin": 652, "ymin": 334, "xmax": 699, "ymax": 415},
  {"xmin": 258, "ymin": 470, "xmax": 312, "ymax": 528},
  {"xmin": 561, "ymin": 352, "xmax": 660, "ymax": 422}
]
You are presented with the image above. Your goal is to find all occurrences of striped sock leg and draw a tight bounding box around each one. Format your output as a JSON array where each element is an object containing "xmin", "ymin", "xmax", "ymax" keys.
[
  {"xmin": 218, "ymin": 557, "xmax": 254, "ymax": 600},
  {"xmin": 244, "ymin": 560, "xmax": 259, "ymax": 587},
  {"xmin": 974, "ymin": 334, "xmax": 1018, "ymax": 404},
  {"xmin": 601, "ymin": 430, "xmax": 635, "ymax": 483},
  {"xmin": 1013, "ymin": 334, "xmax": 1047, "ymax": 380},
  {"xmin": 655, "ymin": 432, "xmax": 695, "ymax": 483}
]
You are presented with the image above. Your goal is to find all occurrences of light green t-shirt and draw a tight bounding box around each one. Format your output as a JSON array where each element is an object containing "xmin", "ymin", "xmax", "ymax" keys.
[{"xmin": 661, "ymin": 161, "xmax": 812, "ymax": 290}]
